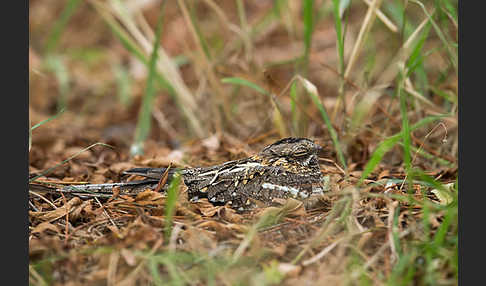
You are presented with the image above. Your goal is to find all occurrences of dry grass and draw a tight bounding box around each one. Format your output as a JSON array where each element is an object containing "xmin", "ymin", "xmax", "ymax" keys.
[{"xmin": 29, "ymin": 0, "xmax": 457, "ymax": 285}]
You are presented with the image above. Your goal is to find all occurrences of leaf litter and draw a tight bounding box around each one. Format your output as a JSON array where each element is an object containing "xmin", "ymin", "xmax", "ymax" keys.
[
  {"xmin": 29, "ymin": 117, "xmax": 457, "ymax": 284},
  {"xmin": 28, "ymin": 1, "xmax": 457, "ymax": 284}
]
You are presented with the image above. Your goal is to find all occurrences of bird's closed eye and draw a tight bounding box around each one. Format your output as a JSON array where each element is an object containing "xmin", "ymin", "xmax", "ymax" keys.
[{"xmin": 293, "ymin": 149, "xmax": 309, "ymax": 156}]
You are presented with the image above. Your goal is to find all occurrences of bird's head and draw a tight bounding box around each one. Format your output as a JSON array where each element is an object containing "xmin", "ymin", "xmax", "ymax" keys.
[{"xmin": 258, "ymin": 137, "xmax": 322, "ymax": 170}]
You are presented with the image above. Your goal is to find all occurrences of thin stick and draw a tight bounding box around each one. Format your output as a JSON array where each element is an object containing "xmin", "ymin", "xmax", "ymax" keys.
[
  {"xmin": 95, "ymin": 196, "xmax": 119, "ymax": 231},
  {"xmin": 168, "ymin": 224, "xmax": 183, "ymax": 252},
  {"xmin": 60, "ymin": 192, "xmax": 69, "ymax": 244},
  {"xmin": 29, "ymin": 190, "xmax": 58, "ymax": 209},
  {"xmin": 319, "ymin": 158, "xmax": 346, "ymax": 175},
  {"xmin": 387, "ymin": 201, "xmax": 399, "ymax": 264},
  {"xmin": 302, "ymin": 236, "xmax": 345, "ymax": 266},
  {"xmin": 344, "ymin": 0, "xmax": 384, "ymax": 78},
  {"xmin": 29, "ymin": 201, "xmax": 40, "ymax": 212},
  {"xmin": 318, "ymin": 61, "xmax": 362, "ymax": 92},
  {"xmin": 362, "ymin": 0, "xmax": 398, "ymax": 32},
  {"xmin": 154, "ymin": 163, "xmax": 172, "ymax": 193}
]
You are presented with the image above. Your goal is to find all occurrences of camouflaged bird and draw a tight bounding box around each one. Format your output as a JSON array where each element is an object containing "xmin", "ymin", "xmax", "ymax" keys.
[{"xmin": 37, "ymin": 137, "xmax": 326, "ymax": 211}]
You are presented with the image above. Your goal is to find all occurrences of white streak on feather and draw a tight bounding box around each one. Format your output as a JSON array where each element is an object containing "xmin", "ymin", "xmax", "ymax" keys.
[{"xmin": 262, "ymin": 183, "xmax": 300, "ymax": 197}]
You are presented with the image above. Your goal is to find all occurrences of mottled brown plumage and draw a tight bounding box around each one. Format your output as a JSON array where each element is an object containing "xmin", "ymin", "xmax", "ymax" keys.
[
  {"xmin": 123, "ymin": 137, "xmax": 326, "ymax": 210},
  {"xmin": 36, "ymin": 138, "xmax": 326, "ymax": 211}
]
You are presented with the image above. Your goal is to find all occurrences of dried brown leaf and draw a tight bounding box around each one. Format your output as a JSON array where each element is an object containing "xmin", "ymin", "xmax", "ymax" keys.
[
  {"xmin": 278, "ymin": 262, "xmax": 302, "ymax": 277},
  {"xmin": 219, "ymin": 206, "xmax": 243, "ymax": 223},
  {"xmin": 30, "ymin": 197, "xmax": 82, "ymax": 223},
  {"xmin": 180, "ymin": 226, "xmax": 217, "ymax": 252},
  {"xmin": 120, "ymin": 248, "xmax": 137, "ymax": 266},
  {"xmin": 31, "ymin": 221, "xmax": 61, "ymax": 234},
  {"xmin": 70, "ymin": 199, "xmax": 94, "ymax": 221},
  {"xmin": 109, "ymin": 162, "xmax": 136, "ymax": 174},
  {"xmin": 191, "ymin": 198, "xmax": 225, "ymax": 217},
  {"xmin": 134, "ymin": 189, "xmax": 166, "ymax": 205}
]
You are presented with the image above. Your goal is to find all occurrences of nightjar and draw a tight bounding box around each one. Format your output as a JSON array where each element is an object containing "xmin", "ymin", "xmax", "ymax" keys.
[{"xmin": 38, "ymin": 137, "xmax": 326, "ymax": 211}]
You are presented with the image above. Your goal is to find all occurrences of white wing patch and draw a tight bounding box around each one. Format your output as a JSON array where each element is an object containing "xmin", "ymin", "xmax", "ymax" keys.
[{"xmin": 261, "ymin": 183, "xmax": 300, "ymax": 197}]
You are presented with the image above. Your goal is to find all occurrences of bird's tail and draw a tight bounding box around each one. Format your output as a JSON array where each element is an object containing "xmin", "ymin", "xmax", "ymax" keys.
[
  {"xmin": 122, "ymin": 167, "xmax": 182, "ymax": 180},
  {"xmin": 29, "ymin": 179, "xmax": 160, "ymax": 198},
  {"xmin": 29, "ymin": 167, "xmax": 181, "ymax": 199}
]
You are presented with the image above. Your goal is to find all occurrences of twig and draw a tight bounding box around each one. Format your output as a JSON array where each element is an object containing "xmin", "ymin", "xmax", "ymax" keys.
[
  {"xmin": 362, "ymin": 0, "xmax": 398, "ymax": 32},
  {"xmin": 29, "ymin": 201, "xmax": 40, "ymax": 212},
  {"xmin": 387, "ymin": 201, "xmax": 399, "ymax": 264},
  {"xmin": 169, "ymin": 224, "xmax": 183, "ymax": 252},
  {"xmin": 318, "ymin": 61, "xmax": 362, "ymax": 92},
  {"xmin": 29, "ymin": 191, "xmax": 58, "ymax": 209},
  {"xmin": 94, "ymin": 196, "xmax": 119, "ymax": 231},
  {"xmin": 302, "ymin": 236, "xmax": 345, "ymax": 266},
  {"xmin": 319, "ymin": 158, "xmax": 346, "ymax": 175},
  {"xmin": 32, "ymin": 179, "xmax": 89, "ymax": 185},
  {"xmin": 344, "ymin": 0, "xmax": 384, "ymax": 78},
  {"xmin": 176, "ymin": 0, "xmax": 229, "ymax": 132},
  {"xmin": 60, "ymin": 192, "xmax": 69, "ymax": 244},
  {"xmin": 154, "ymin": 163, "xmax": 172, "ymax": 193}
]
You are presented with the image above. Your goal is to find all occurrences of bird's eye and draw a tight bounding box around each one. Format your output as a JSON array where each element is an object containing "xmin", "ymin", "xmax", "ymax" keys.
[{"xmin": 293, "ymin": 149, "xmax": 308, "ymax": 156}]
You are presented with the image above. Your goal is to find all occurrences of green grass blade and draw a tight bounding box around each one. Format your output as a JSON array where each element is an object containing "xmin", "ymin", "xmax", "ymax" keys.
[
  {"xmin": 45, "ymin": 0, "xmax": 82, "ymax": 54},
  {"xmin": 405, "ymin": 21, "xmax": 432, "ymax": 96},
  {"xmin": 359, "ymin": 115, "xmax": 448, "ymax": 184},
  {"xmin": 113, "ymin": 64, "xmax": 133, "ymax": 106},
  {"xmin": 232, "ymin": 201, "xmax": 292, "ymax": 263},
  {"xmin": 412, "ymin": 169, "xmax": 456, "ymax": 205},
  {"xmin": 222, "ymin": 76, "xmax": 289, "ymax": 136},
  {"xmin": 148, "ymin": 257, "xmax": 164, "ymax": 286},
  {"xmin": 131, "ymin": 4, "xmax": 166, "ymax": 156},
  {"xmin": 429, "ymin": 86, "xmax": 457, "ymax": 105},
  {"xmin": 29, "ymin": 121, "xmax": 32, "ymax": 152},
  {"xmin": 360, "ymin": 136, "xmax": 401, "ymax": 185},
  {"xmin": 407, "ymin": 145, "xmax": 454, "ymax": 167},
  {"xmin": 165, "ymin": 172, "xmax": 181, "ymax": 241},
  {"xmin": 308, "ymin": 90, "xmax": 347, "ymax": 170},
  {"xmin": 406, "ymin": 22, "xmax": 431, "ymax": 76},
  {"xmin": 384, "ymin": 1, "xmax": 412, "ymax": 37},
  {"xmin": 388, "ymin": 252, "xmax": 417, "ymax": 286},
  {"xmin": 441, "ymin": 0, "xmax": 458, "ymax": 23},
  {"xmin": 221, "ymin": 77, "xmax": 268, "ymax": 95},
  {"xmin": 45, "ymin": 55, "xmax": 70, "ymax": 112},
  {"xmin": 30, "ymin": 108, "xmax": 65, "ymax": 131},
  {"xmin": 432, "ymin": 204, "xmax": 457, "ymax": 250},
  {"xmin": 398, "ymin": 72, "xmax": 412, "ymax": 185},
  {"xmin": 410, "ymin": 0, "xmax": 457, "ymax": 72},
  {"xmin": 332, "ymin": 0, "xmax": 345, "ymax": 74},
  {"xmin": 297, "ymin": 76, "xmax": 347, "ymax": 170},
  {"xmin": 302, "ymin": 0, "xmax": 314, "ymax": 71},
  {"xmin": 188, "ymin": 1, "xmax": 212, "ymax": 59},
  {"xmin": 98, "ymin": 7, "xmax": 146, "ymax": 64},
  {"xmin": 92, "ymin": 1, "xmax": 175, "ymax": 96}
]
